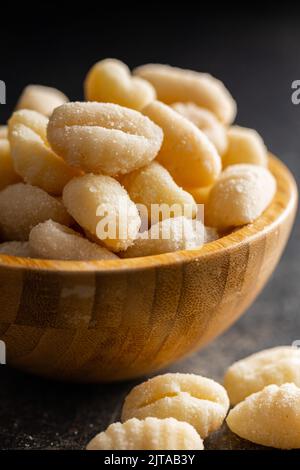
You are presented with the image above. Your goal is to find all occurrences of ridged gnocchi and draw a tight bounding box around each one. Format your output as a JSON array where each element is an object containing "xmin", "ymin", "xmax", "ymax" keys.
[
  {"xmin": 143, "ymin": 100, "xmax": 221, "ymax": 188},
  {"xmin": 84, "ymin": 58, "xmax": 156, "ymax": 110},
  {"xmin": 47, "ymin": 102, "xmax": 163, "ymax": 176},
  {"xmin": 63, "ymin": 174, "xmax": 141, "ymax": 252},
  {"xmin": 172, "ymin": 102, "xmax": 228, "ymax": 155},
  {"xmin": 0, "ymin": 183, "xmax": 72, "ymax": 241},
  {"xmin": 224, "ymin": 346, "xmax": 300, "ymax": 404},
  {"xmin": 206, "ymin": 164, "xmax": 276, "ymax": 229},
  {"xmin": 8, "ymin": 110, "xmax": 77, "ymax": 195},
  {"xmin": 16, "ymin": 84, "xmax": 68, "ymax": 116},
  {"xmin": 122, "ymin": 217, "xmax": 203, "ymax": 258},
  {"xmin": 121, "ymin": 161, "xmax": 197, "ymax": 220},
  {"xmin": 121, "ymin": 373, "xmax": 229, "ymax": 438},
  {"xmin": 29, "ymin": 220, "xmax": 118, "ymax": 260},
  {"xmin": 87, "ymin": 417, "xmax": 204, "ymax": 450},
  {"xmin": 134, "ymin": 63, "xmax": 237, "ymax": 124},
  {"xmin": 222, "ymin": 126, "xmax": 267, "ymax": 168},
  {"xmin": 226, "ymin": 383, "xmax": 300, "ymax": 449}
]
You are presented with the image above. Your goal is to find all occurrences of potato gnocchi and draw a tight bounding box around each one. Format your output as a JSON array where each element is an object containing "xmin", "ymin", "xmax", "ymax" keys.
[
  {"xmin": 224, "ymin": 346, "xmax": 300, "ymax": 404},
  {"xmin": 85, "ymin": 58, "xmax": 156, "ymax": 110},
  {"xmin": 121, "ymin": 373, "xmax": 229, "ymax": 438},
  {"xmin": 134, "ymin": 63, "xmax": 237, "ymax": 124},
  {"xmin": 222, "ymin": 125, "xmax": 267, "ymax": 168},
  {"xmin": 8, "ymin": 110, "xmax": 77, "ymax": 195},
  {"xmin": 87, "ymin": 417, "xmax": 204, "ymax": 450},
  {"xmin": 0, "ymin": 241, "xmax": 31, "ymax": 257},
  {"xmin": 206, "ymin": 164, "xmax": 276, "ymax": 229},
  {"xmin": 16, "ymin": 84, "xmax": 68, "ymax": 117},
  {"xmin": 29, "ymin": 220, "xmax": 118, "ymax": 261},
  {"xmin": 143, "ymin": 100, "xmax": 222, "ymax": 188},
  {"xmin": 0, "ymin": 139, "xmax": 21, "ymax": 190},
  {"xmin": 47, "ymin": 102, "xmax": 163, "ymax": 176},
  {"xmin": 0, "ymin": 183, "xmax": 72, "ymax": 241},
  {"xmin": 226, "ymin": 383, "xmax": 300, "ymax": 449}
]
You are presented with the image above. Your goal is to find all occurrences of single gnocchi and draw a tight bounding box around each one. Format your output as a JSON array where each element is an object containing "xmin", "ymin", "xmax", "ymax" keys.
[
  {"xmin": 206, "ymin": 164, "xmax": 276, "ymax": 229},
  {"xmin": 8, "ymin": 110, "xmax": 78, "ymax": 195},
  {"xmin": 16, "ymin": 84, "xmax": 68, "ymax": 117},
  {"xmin": 47, "ymin": 102, "xmax": 163, "ymax": 176},
  {"xmin": 63, "ymin": 174, "xmax": 141, "ymax": 252},
  {"xmin": 122, "ymin": 217, "xmax": 204, "ymax": 258},
  {"xmin": 186, "ymin": 185, "xmax": 212, "ymax": 205},
  {"xmin": 224, "ymin": 346, "xmax": 300, "ymax": 405},
  {"xmin": 121, "ymin": 161, "xmax": 197, "ymax": 221},
  {"xmin": 29, "ymin": 220, "xmax": 118, "ymax": 261},
  {"xmin": 0, "ymin": 241, "xmax": 32, "ymax": 257},
  {"xmin": 226, "ymin": 383, "xmax": 300, "ymax": 449},
  {"xmin": 0, "ymin": 183, "xmax": 72, "ymax": 241},
  {"xmin": 84, "ymin": 58, "xmax": 156, "ymax": 110},
  {"xmin": 172, "ymin": 102, "xmax": 228, "ymax": 155},
  {"xmin": 0, "ymin": 139, "xmax": 21, "ymax": 190},
  {"xmin": 121, "ymin": 373, "xmax": 229, "ymax": 438},
  {"xmin": 222, "ymin": 126, "xmax": 267, "ymax": 168},
  {"xmin": 0, "ymin": 125, "xmax": 8, "ymax": 139},
  {"xmin": 142, "ymin": 101, "xmax": 222, "ymax": 188},
  {"xmin": 134, "ymin": 63, "xmax": 237, "ymax": 124},
  {"xmin": 87, "ymin": 417, "xmax": 204, "ymax": 450}
]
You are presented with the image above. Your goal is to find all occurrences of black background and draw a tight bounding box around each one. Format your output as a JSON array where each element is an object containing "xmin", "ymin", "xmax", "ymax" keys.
[{"xmin": 0, "ymin": 6, "xmax": 300, "ymax": 450}]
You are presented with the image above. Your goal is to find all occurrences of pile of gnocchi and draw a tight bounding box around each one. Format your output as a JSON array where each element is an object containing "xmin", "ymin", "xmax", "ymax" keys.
[
  {"xmin": 86, "ymin": 346, "xmax": 300, "ymax": 450},
  {"xmin": 0, "ymin": 59, "xmax": 276, "ymax": 260}
]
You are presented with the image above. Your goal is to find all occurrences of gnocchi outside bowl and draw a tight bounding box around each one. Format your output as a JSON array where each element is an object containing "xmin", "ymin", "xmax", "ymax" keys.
[{"xmin": 0, "ymin": 154, "xmax": 297, "ymax": 383}]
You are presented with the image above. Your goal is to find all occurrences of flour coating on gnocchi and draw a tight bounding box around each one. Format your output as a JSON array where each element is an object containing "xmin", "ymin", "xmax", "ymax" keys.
[
  {"xmin": 0, "ymin": 183, "xmax": 72, "ymax": 241},
  {"xmin": 224, "ymin": 346, "xmax": 300, "ymax": 404},
  {"xmin": 47, "ymin": 102, "xmax": 163, "ymax": 176},
  {"xmin": 87, "ymin": 417, "xmax": 204, "ymax": 450},
  {"xmin": 122, "ymin": 217, "xmax": 203, "ymax": 258},
  {"xmin": 206, "ymin": 164, "xmax": 276, "ymax": 229},
  {"xmin": 8, "ymin": 110, "xmax": 77, "ymax": 195},
  {"xmin": 0, "ymin": 241, "xmax": 32, "ymax": 257},
  {"xmin": 227, "ymin": 383, "xmax": 300, "ymax": 449},
  {"xmin": 29, "ymin": 220, "xmax": 118, "ymax": 261},
  {"xmin": 121, "ymin": 373, "xmax": 229, "ymax": 438}
]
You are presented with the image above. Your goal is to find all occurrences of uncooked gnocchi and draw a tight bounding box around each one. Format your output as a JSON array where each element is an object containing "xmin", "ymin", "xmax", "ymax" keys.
[
  {"xmin": 87, "ymin": 417, "xmax": 204, "ymax": 450},
  {"xmin": 172, "ymin": 102, "xmax": 228, "ymax": 155},
  {"xmin": 121, "ymin": 161, "xmax": 197, "ymax": 220},
  {"xmin": 134, "ymin": 63, "xmax": 237, "ymax": 124},
  {"xmin": 143, "ymin": 100, "xmax": 221, "ymax": 188},
  {"xmin": 63, "ymin": 174, "xmax": 141, "ymax": 252},
  {"xmin": 84, "ymin": 58, "xmax": 156, "ymax": 110},
  {"xmin": 121, "ymin": 373, "xmax": 229, "ymax": 438},
  {"xmin": 8, "ymin": 110, "xmax": 78, "ymax": 195},
  {"xmin": 226, "ymin": 383, "xmax": 300, "ymax": 449},
  {"xmin": 122, "ymin": 217, "xmax": 203, "ymax": 258},
  {"xmin": 47, "ymin": 102, "xmax": 163, "ymax": 176},
  {"xmin": 0, "ymin": 139, "xmax": 21, "ymax": 190},
  {"xmin": 29, "ymin": 220, "xmax": 118, "ymax": 260},
  {"xmin": 16, "ymin": 84, "xmax": 68, "ymax": 116},
  {"xmin": 222, "ymin": 125, "xmax": 267, "ymax": 168},
  {"xmin": 224, "ymin": 346, "xmax": 300, "ymax": 404},
  {"xmin": 0, "ymin": 241, "xmax": 31, "ymax": 257},
  {"xmin": 0, "ymin": 183, "xmax": 72, "ymax": 241},
  {"xmin": 206, "ymin": 164, "xmax": 276, "ymax": 229}
]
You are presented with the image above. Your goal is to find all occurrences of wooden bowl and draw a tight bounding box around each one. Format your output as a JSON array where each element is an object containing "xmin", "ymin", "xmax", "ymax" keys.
[{"xmin": 0, "ymin": 154, "xmax": 297, "ymax": 382}]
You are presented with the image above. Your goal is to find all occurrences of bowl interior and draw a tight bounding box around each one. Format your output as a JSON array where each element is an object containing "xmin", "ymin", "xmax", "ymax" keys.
[{"xmin": 0, "ymin": 154, "xmax": 297, "ymax": 273}]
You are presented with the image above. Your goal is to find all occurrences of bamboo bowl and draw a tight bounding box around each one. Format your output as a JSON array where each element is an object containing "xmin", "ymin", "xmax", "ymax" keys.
[{"xmin": 0, "ymin": 154, "xmax": 297, "ymax": 382}]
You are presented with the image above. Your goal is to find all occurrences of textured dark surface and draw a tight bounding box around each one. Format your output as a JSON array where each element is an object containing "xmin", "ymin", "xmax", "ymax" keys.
[{"xmin": 0, "ymin": 12, "xmax": 300, "ymax": 450}]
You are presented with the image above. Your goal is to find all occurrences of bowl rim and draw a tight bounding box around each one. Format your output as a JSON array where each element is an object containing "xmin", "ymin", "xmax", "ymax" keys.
[{"xmin": 0, "ymin": 154, "xmax": 297, "ymax": 273}]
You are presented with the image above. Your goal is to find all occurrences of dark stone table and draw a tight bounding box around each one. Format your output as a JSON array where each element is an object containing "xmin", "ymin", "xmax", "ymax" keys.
[{"xmin": 0, "ymin": 13, "xmax": 299, "ymax": 450}]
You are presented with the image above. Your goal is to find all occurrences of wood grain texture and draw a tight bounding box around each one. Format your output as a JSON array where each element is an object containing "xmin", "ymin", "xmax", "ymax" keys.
[{"xmin": 0, "ymin": 154, "xmax": 297, "ymax": 382}]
